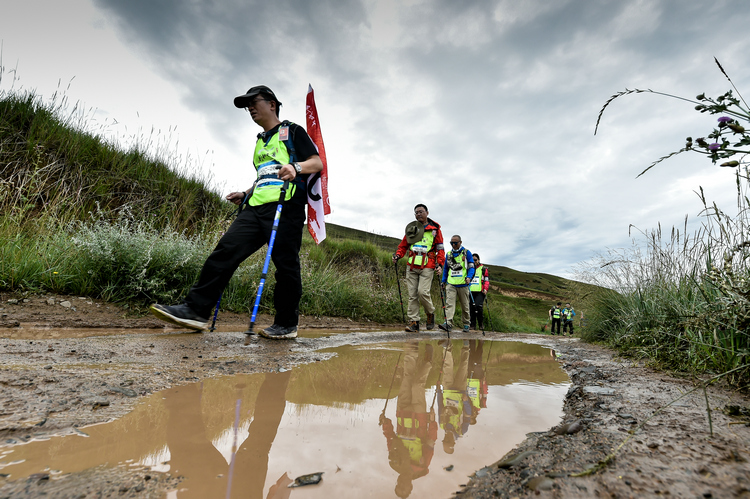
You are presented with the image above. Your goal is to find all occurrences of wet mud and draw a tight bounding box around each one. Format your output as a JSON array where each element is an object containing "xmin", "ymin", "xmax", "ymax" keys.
[{"xmin": 1, "ymin": 293, "xmax": 750, "ymax": 497}]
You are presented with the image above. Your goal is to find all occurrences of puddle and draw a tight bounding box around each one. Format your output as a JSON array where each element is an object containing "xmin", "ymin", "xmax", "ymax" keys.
[{"xmin": 0, "ymin": 339, "xmax": 569, "ymax": 498}]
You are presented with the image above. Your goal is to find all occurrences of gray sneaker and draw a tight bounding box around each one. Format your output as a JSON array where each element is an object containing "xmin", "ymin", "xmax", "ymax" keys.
[
  {"xmin": 260, "ymin": 324, "xmax": 298, "ymax": 339},
  {"xmin": 150, "ymin": 303, "xmax": 208, "ymax": 331}
]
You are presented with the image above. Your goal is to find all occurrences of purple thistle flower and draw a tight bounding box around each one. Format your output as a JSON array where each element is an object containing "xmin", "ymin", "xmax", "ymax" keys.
[
  {"xmin": 718, "ymin": 116, "xmax": 732, "ymax": 123},
  {"xmin": 708, "ymin": 143, "xmax": 721, "ymax": 151}
]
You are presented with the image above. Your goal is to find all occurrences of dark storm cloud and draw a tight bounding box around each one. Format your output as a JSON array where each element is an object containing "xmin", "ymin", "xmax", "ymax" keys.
[
  {"xmin": 93, "ymin": 0, "xmax": 371, "ymax": 144},
  {"xmin": 87, "ymin": 0, "xmax": 750, "ymax": 274}
]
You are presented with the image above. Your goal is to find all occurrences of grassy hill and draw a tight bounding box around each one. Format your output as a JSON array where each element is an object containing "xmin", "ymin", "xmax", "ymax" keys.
[{"xmin": 0, "ymin": 86, "xmax": 594, "ymax": 332}]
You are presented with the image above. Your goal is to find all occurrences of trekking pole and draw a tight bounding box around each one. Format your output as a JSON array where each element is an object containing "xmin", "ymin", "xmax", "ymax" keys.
[
  {"xmin": 247, "ymin": 179, "xmax": 290, "ymax": 335},
  {"xmin": 210, "ymin": 190, "xmax": 252, "ymax": 332},
  {"xmin": 393, "ymin": 260, "xmax": 406, "ymax": 324},
  {"xmin": 380, "ymin": 352, "xmax": 402, "ymax": 424},
  {"xmin": 438, "ymin": 282, "xmax": 449, "ymax": 339}
]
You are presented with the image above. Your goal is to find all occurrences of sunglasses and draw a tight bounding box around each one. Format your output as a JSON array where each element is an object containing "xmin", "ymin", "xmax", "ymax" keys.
[{"xmin": 450, "ymin": 241, "xmax": 461, "ymax": 245}]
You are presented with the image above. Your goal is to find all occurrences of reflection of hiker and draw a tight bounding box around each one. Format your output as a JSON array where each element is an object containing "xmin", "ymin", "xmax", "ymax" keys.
[
  {"xmin": 562, "ymin": 302, "xmax": 576, "ymax": 335},
  {"xmin": 393, "ymin": 204, "xmax": 445, "ymax": 332},
  {"xmin": 380, "ymin": 342, "xmax": 437, "ymax": 498},
  {"xmin": 163, "ymin": 370, "xmax": 292, "ymax": 498},
  {"xmin": 549, "ymin": 302, "xmax": 562, "ymax": 335},
  {"xmin": 467, "ymin": 340, "xmax": 488, "ymax": 424},
  {"xmin": 469, "ymin": 254, "xmax": 489, "ymax": 331},
  {"xmin": 439, "ymin": 236, "xmax": 475, "ymax": 332},
  {"xmin": 150, "ymin": 85, "xmax": 323, "ymax": 339},
  {"xmin": 437, "ymin": 340, "xmax": 472, "ymax": 453}
]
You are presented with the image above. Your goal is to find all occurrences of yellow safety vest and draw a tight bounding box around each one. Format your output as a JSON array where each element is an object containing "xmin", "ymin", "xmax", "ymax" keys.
[
  {"xmin": 470, "ymin": 265, "xmax": 484, "ymax": 292},
  {"xmin": 447, "ymin": 250, "xmax": 469, "ymax": 286},
  {"xmin": 249, "ymin": 125, "xmax": 297, "ymax": 206},
  {"xmin": 407, "ymin": 229, "xmax": 435, "ymax": 268}
]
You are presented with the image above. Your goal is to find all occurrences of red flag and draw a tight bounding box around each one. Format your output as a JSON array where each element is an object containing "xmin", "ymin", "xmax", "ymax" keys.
[{"xmin": 305, "ymin": 84, "xmax": 330, "ymax": 244}]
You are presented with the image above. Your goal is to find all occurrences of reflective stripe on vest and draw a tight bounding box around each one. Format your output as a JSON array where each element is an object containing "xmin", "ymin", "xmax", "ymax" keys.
[
  {"xmin": 470, "ymin": 265, "xmax": 484, "ymax": 291},
  {"xmin": 249, "ymin": 127, "xmax": 297, "ymax": 206},
  {"xmin": 407, "ymin": 229, "xmax": 435, "ymax": 268},
  {"xmin": 447, "ymin": 250, "xmax": 468, "ymax": 286}
]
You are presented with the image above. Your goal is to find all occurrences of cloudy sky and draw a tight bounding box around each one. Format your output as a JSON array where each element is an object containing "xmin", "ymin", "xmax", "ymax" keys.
[{"xmin": 2, "ymin": 0, "xmax": 749, "ymax": 277}]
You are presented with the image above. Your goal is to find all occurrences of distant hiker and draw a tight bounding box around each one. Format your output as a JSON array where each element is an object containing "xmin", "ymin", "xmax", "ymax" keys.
[
  {"xmin": 150, "ymin": 85, "xmax": 323, "ymax": 339},
  {"xmin": 393, "ymin": 204, "xmax": 445, "ymax": 332},
  {"xmin": 562, "ymin": 302, "xmax": 576, "ymax": 335},
  {"xmin": 469, "ymin": 254, "xmax": 489, "ymax": 331},
  {"xmin": 439, "ymin": 236, "xmax": 475, "ymax": 332},
  {"xmin": 549, "ymin": 302, "xmax": 562, "ymax": 335}
]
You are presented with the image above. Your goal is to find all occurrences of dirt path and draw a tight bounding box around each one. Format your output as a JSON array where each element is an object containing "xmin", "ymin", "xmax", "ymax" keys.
[{"xmin": 1, "ymin": 292, "xmax": 749, "ymax": 498}]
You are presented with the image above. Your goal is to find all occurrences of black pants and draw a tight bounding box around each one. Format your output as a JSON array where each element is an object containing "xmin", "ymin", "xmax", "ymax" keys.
[
  {"xmin": 469, "ymin": 292, "xmax": 485, "ymax": 329},
  {"xmin": 563, "ymin": 320, "xmax": 574, "ymax": 334},
  {"xmin": 551, "ymin": 318, "xmax": 562, "ymax": 335},
  {"xmin": 184, "ymin": 201, "xmax": 305, "ymax": 327}
]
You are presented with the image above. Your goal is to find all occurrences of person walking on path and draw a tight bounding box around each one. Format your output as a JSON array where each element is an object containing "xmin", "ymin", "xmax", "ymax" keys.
[
  {"xmin": 469, "ymin": 254, "xmax": 489, "ymax": 331},
  {"xmin": 562, "ymin": 302, "xmax": 576, "ymax": 336},
  {"xmin": 393, "ymin": 204, "xmax": 445, "ymax": 332},
  {"xmin": 439, "ymin": 236, "xmax": 476, "ymax": 332},
  {"xmin": 549, "ymin": 302, "xmax": 563, "ymax": 335},
  {"xmin": 150, "ymin": 85, "xmax": 323, "ymax": 340}
]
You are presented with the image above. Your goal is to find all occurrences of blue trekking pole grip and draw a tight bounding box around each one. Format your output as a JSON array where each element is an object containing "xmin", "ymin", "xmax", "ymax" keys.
[{"xmin": 247, "ymin": 179, "xmax": 290, "ymax": 334}]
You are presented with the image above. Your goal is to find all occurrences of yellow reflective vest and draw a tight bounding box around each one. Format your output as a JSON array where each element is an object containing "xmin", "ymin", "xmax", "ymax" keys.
[{"xmin": 249, "ymin": 124, "xmax": 297, "ymax": 206}]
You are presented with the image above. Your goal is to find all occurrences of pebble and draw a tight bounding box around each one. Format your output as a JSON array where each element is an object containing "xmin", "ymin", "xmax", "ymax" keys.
[
  {"xmin": 526, "ymin": 476, "xmax": 554, "ymax": 491},
  {"xmin": 583, "ymin": 386, "xmax": 616, "ymax": 396},
  {"xmin": 554, "ymin": 420, "xmax": 582, "ymax": 435},
  {"xmin": 7, "ymin": 299, "xmax": 18, "ymax": 305},
  {"xmin": 60, "ymin": 301, "xmax": 72, "ymax": 308},
  {"xmin": 496, "ymin": 450, "xmax": 535, "ymax": 469},
  {"xmin": 46, "ymin": 298, "xmax": 55, "ymax": 305}
]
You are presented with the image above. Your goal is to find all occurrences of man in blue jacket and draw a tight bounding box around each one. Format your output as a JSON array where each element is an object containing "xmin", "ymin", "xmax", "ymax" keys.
[{"xmin": 439, "ymin": 235, "xmax": 475, "ymax": 332}]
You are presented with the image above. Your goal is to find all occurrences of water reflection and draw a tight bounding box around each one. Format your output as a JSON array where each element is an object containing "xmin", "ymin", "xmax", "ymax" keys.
[{"xmin": 0, "ymin": 339, "xmax": 569, "ymax": 498}]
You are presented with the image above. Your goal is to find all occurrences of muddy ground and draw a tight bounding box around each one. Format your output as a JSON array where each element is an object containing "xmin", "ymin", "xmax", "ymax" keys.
[{"xmin": 1, "ymin": 292, "xmax": 749, "ymax": 498}]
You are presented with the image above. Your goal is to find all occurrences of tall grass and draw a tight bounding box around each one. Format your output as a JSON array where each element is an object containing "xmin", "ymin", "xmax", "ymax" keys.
[
  {"xmin": 0, "ymin": 88, "xmax": 226, "ymax": 233},
  {"xmin": 581, "ymin": 66, "xmax": 750, "ymax": 387}
]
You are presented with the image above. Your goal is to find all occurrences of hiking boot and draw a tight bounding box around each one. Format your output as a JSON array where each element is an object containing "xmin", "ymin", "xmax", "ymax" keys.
[
  {"xmin": 438, "ymin": 322, "xmax": 451, "ymax": 332},
  {"xmin": 405, "ymin": 321, "xmax": 419, "ymax": 332},
  {"xmin": 426, "ymin": 313, "xmax": 435, "ymax": 330},
  {"xmin": 463, "ymin": 325, "xmax": 470, "ymax": 332},
  {"xmin": 150, "ymin": 303, "xmax": 208, "ymax": 331},
  {"xmin": 260, "ymin": 324, "xmax": 298, "ymax": 340}
]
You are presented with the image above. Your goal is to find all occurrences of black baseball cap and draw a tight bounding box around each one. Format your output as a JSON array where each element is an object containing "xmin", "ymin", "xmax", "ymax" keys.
[{"xmin": 234, "ymin": 85, "xmax": 281, "ymax": 108}]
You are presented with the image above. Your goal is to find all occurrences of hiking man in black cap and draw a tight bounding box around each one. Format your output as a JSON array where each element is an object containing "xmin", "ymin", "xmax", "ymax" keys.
[
  {"xmin": 393, "ymin": 204, "xmax": 445, "ymax": 332},
  {"xmin": 151, "ymin": 85, "xmax": 323, "ymax": 339}
]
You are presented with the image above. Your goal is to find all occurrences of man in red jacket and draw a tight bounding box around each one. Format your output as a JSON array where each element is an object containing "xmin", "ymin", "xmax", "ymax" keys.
[{"xmin": 393, "ymin": 204, "xmax": 445, "ymax": 332}]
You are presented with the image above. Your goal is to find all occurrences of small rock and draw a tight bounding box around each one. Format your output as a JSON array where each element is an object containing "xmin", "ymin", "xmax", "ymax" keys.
[
  {"xmin": 46, "ymin": 298, "xmax": 55, "ymax": 305},
  {"xmin": 60, "ymin": 301, "xmax": 72, "ymax": 309},
  {"xmin": 43, "ymin": 365, "xmax": 53, "ymax": 370},
  {"xmin": 496, "ymin": 450, "xmax": 535, "ymax": 469},
  {"xmin": 526, "ymin": 476, "xmax": 554, "ymax": 491},
  {"xmin": 90, "ymin": 398, "xmax": 110, "ymax": 408},
  {"xmin": 583, "ymin": 386, "xmax": 615, "ymax": 396},
  {"xmin": 554, "ymin": 420, "xmax": 582, "ymax": 435},
  {"xmin": 445, "ymin": 465, "xmax": 455, "ymax": 472},
  {"xmin": 7, "ymin": 299, "xmax": 18, "ymax": 305},
  {"xmin": 288, "ymin": 472, "xmax": 323, "ymax": 488}
]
